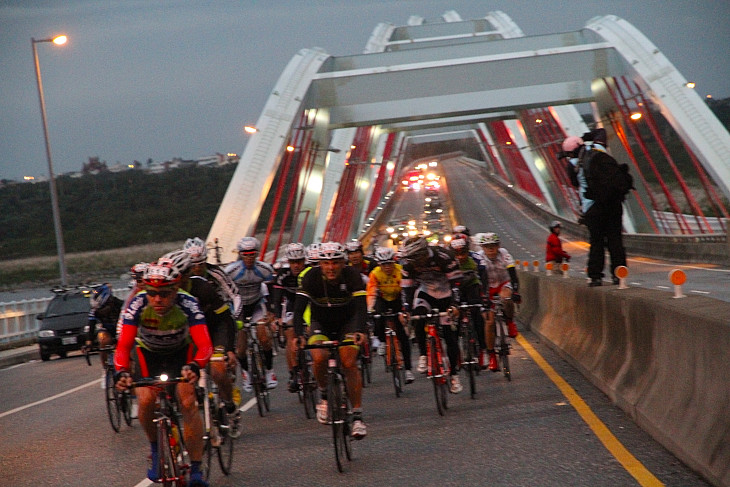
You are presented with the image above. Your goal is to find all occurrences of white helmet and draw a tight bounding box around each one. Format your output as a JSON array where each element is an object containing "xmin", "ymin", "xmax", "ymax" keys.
[
  {"xmin": 374, "ymin": 247, "xmax": 396, "ymax": 264},
  {"xmin": 236, "ymin": 236, "xmax": 260, "ymax": 253},
  {"xmin": 306, "ymin": 243, "xmax": 321, "ymax": 263},
  {"xmin": 318, "ymin": 241, "xmax": 346, "ymax": 260},
  {"xmin": 183, "ymin": 237, "xmax": 207, "ymax": 264},
  {"xmin": 285, "ymin": 242, "xmax": 306, "ymax": 261},
  {"xmin": 159, "ymin": 249, "xmax": 192, "ymax": 276},
  {"xmin": 476, "ymin": 232, "xmax": 500, "ymax": 246},
  {"xmin": 450, "ymin": 237, "xmax": 468, "ymax": 251}
]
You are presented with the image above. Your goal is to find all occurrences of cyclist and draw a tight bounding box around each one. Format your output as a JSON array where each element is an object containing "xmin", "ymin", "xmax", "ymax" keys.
[
  {"xmin": 293, "ymin": 241, "xmax": 369, "ymax": 439},
  {"xmin": 270, "ymin": 243, "xmax": 308, "ymax": 392},
  {"xmin": 85, "ymin": 283, "xmax": 123, "ymax": 378},
  {"xmin": 116, "ymin": 262, "xmax": 148, "ymax": 337},
  {"xmin": 346, "ymin": 240, "xmax": 373, "ymax": 283},
  {"xmin": 225, "ymin": 236, "xmax": 277, "ymax": 390},
  {"xmin": 114, "ymin": 260, "xmax": 213, "ymax": 487},
  {"xmin": 475, "ymin": 232, "xmax": 520, "ymax": 372},
  {"xmin": 184, "ymin": 237, "xmax": 242, "ymax": 320},
  {"xmin": 366, "ymin": 246, "xmax": 414, "ymax": 384},
  {"xmin": 449, "ymin": 235, "xmax": 489, "ymax": 369},
  {"xmin": 399, "ymin": 236, "xmax": 464, "ymax": 394},
  {"xmin": 164, "ymin": 248, "xmax": 239, "ymax": 416}
]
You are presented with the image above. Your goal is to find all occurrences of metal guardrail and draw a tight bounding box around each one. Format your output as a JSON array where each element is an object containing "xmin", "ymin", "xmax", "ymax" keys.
[{"xmin": 0, "ymin": 288, "xmax": 131, "ymax": 346}]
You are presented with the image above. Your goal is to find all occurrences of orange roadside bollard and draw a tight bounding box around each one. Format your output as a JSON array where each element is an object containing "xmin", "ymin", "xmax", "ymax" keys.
[
  {"xmin": 533, "ymin": 260, "xmax": 540, "ymax": 272},
  {"xmin": 560, "ymin": 262, "xmax": 570, "ymax": 278},
  {"xmin": 614, "ymin": 265, "xmax": 629, "ymax": 289},
  {"xmin": 545, "ymin": 262, "xmax": 554, "ymax": 276},
  {"xmin": 669, "ymin": 269, "xmax": 687, "ymax": 298}
]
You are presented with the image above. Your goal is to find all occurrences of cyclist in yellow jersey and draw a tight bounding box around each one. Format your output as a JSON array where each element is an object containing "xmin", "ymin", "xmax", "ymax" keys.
[{"xmin": 366, "ymin": 247, "xmax": 414, "ymax": 384}]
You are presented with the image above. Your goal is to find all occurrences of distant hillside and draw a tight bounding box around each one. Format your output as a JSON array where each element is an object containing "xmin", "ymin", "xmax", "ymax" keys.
[{"xmin": 0, "ymin": 165, "xmax": 236, "ymax": 261}]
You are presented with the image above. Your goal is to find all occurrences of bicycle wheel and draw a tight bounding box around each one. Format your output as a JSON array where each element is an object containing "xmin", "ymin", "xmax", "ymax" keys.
[
  {"xmin": 429, "ymin": 337, "xmax": 446, "ymax": 416},
  {"xmin": 121, "ymin": 390, "xmax": 134, "ymax": 426},
  {"xmin": 300, "ymin": 361, "xmax": 317, "ymax": 419},
  {"xmin": 104, "ymin": 368, "xmax": 122, "ymax": 432},
  {"xmin": 500, "ymin": 335, "xmax": 511, "ymax": 381},
  {"xmin": 258, "ymin": 351, "xmax": 271, "ymax": 412},
  {"xmin": 328, "ymin": 374, "xmax": 347, "ymax": 472},
  {"xmin": 203, "ymin": 436, "xmax": 213, "ymax": 482},
  {"xmin": 360, "ymin": 346, "xmax": 371, "ymax": 387},
  {"xmin": 157, "ymin": 420, "xmax": 180, "ymax": 487},
  {"xmin": 216, "ymin": 406, "xmax": 234, "ymax": 475},
  {"xmin": 249, "ymin": 350, "xmax": 266, "ymax": 417},
  {"xmin": 464, "ymin": 325, "xmax": 477, "ymax": 399},
  {"xmin": 390, "ymin": 336, "xmax": 403, "ymax": 397}
]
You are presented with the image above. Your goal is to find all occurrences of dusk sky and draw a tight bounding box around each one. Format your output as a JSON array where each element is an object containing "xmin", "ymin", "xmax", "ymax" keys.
[{"xmin": 2, "ymin": 0, "xmax": 728, "ymax": 182}]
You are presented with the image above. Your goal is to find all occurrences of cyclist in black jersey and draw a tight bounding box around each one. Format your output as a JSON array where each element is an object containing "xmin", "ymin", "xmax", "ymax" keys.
[
  {"xmin": 400, "ymin": 236, "xmax": 464, "ymax": 394},
  {"xmin": 271, "ymin": 243, "xmax": 308, "ymax": 392},
  {"xmin": 85, "ymin": 283, "xmax": 123, "ymax": 375},
  {"xmin": 293, "ymin": 242, "xmax": 368, "ymax": 439}
]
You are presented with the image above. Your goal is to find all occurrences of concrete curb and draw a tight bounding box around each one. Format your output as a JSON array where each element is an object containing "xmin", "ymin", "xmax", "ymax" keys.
[
  {"xmin": 0, "ymin": 345, "xmax": 40, "ymax": 369},
  {"xmin": 517, "ymin": 270, "xmax": 730, "ymax": 487}
]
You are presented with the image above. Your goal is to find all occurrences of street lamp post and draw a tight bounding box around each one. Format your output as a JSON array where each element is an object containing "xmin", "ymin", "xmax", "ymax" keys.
[{"xmin": 32, "ymin": 35, "xmax": 68, "ymax": 286}]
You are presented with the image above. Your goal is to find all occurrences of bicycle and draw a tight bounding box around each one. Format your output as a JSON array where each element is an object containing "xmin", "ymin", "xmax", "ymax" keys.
[
  {"xmin": 295, "ymin": 345, "xmax": 318, "ymax": 419},
  {"xmin": 423, "ymin": 310, "xmax": 450, "ymax": 416},
  {"xmin": 84, "ymin": 343, "xmax": 134, "ymax": 432},
  {"xmin": 357, "ymin": 331, "xmax": 372, "ymax": 388},
  {"xmin": 130, "ymin": 375, "xmax": 197, "ymax": 487},
  {"xmin": 490, "ymin": 297, "xmax": 512, "ymax": 381},
  {"xmin": 374, "ymin": 311, "xmax": 406, "ymax": 397},
  {"xmin": 303, "ymin": 340, "xmax": 354, "ymax": 472},
  {"xmin": 456, "ymin": 303, "xmax": 483, "ymax": 399},
  {"xmin": 199, "ymin": 353, "xmax": 236, "ymax": 479},
  {"xmin": 241, "ymin": 318, "xmax": 271, "ymax": 416}
]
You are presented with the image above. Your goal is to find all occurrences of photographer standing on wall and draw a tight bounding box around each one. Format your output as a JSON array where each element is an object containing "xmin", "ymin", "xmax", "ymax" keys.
[{"xmin": 562, "ymin": 128, "xmax": 633, "ymax": 287}]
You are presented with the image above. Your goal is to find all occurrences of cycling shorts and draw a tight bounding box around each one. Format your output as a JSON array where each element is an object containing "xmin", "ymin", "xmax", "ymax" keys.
[{"xmin": 132, "ymin": 343, "xmax": 194, "ymax": 380}]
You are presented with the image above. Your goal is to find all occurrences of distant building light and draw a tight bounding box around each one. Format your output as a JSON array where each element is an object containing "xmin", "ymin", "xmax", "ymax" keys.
[
  {"xmin": 227, "ymin": 153, "xmax": 237, "ymax": 157},
  {"xmin": 24, "ymin": 176, "xmax": 35, "ymax": 180},
  {"xmin": 706, "ymin": 94, "xmax": 713, "ymax": 99},
  {"xmin": 127, "ymin": 164, "xmax": 135, "ymax": 168}
]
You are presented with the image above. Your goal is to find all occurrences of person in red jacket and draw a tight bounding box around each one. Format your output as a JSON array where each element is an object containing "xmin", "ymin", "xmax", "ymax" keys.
[{"xmin": 546, "ymin": 221, "xmax": 571, "ymax": 266}]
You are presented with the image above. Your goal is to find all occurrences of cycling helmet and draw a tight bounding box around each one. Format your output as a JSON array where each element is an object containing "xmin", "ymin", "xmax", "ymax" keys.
[
  {"xmin": 318, "ymin": 241, "xmax": 346, "ymax": 260},
  {"xmin": 236, "ymin": 236, "xmax": 260, "ymax": 253},
  {"xmin": 399, "ymin": 236, "xmax": 428, "ymax": 259},
  {"xmin": 453, "ymin": 225, "xmax": 470, "ymax": 237},
  {"xmin": 284, "ymin": 242, "xmax": 306, "ymax": 261},
  {"xmin": 450, "ymin": 237, "xmax": 468, "ymax": 252},
  {"xmin": 159, "ymin": 249, "xmax": 192, "ymax": 276},
  {"xmin": 183, "ymin": 237, "xmax": 208, "ymax": 264},
  {"xmin": 130, "ymin": 262, "xmax": 149, "ymax": 281},
  {"xmin": 549, "ymin": 220, "xmax": 561, "ymax": 230},
  {"xmin": 562, "ymin": 136, "xmax": 583, "ymax": 153},
  {"xmin": 374, "ymin": 247, "xmax": 396, "ymax": 264},
  {"xmin": 90, "ymin": 284, "xmax": 111, "ymax": 309},
  {"xmin": 346, "ymin": 241, "xmax": 363, "ymax": 253},
  {"xmin": 477, "ymin": 232, "xmax": 500, "ymax": 246},
  {"xmin": 143, "ymin": 260, "xmax": 182, "ymax": 287},
  {"xmin": 306, "ymin": 243, "xmax": 321, "ymax": 263}
]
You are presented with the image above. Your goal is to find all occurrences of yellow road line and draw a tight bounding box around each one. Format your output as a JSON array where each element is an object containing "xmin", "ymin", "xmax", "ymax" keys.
[{"xmin": 516, "ymin": 334, "xmax": 664, "ymax": 487}]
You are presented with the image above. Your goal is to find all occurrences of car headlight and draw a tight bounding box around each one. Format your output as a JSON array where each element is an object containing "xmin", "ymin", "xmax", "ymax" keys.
[{"xmin": 38, "ymin": 330, "xmax": 55, "ymax": 338}]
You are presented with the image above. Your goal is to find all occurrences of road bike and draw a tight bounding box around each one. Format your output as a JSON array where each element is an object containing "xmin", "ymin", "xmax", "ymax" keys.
[
  {"xmin": 84, "ymin": 343, "xmax": 134, "ymax": 432},
  {"xmin": 456, "ymin": 303, "xmax": 483, "ymax": 399},
  {"xmin": 423, "ymin": 310, "xmax": 450, "ymax": 416},
  {"xmin": 490, "ymin": 297, "xmax": 512, "ymax": 381},
  {"xmin": 374, "ymin": 311, "xmax": 406, "ymax": 397},
  {"xmin": 295, "ymin": 345, "xmax": 318, "ymax": 419},
  {"xmin": 131, "ymin": 375, "xmax": 196, "ymax": 487},
  {"xmin": 303, "ymin": 340, "xmax": 354, "ymax": 472},
  {"xmin": 199, "ymin": 353, "xmax": 238, "ymax": 479},
  {"xmin": 241, "ymin": 318, "xmax": 271, "ymax": 416}
]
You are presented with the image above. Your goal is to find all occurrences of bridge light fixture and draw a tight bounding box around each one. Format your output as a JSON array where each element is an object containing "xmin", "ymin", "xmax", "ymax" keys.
[
  {"xmin": 630, "ymin": 112, "xmax": 642, "ymax": 121},
  {"xmin": 244, "ymin": 125, "xmax": 258, "ymax": 134},
  {"xmin": 685, "ymin": 82, "xmax": 696, "ymax": 89}
]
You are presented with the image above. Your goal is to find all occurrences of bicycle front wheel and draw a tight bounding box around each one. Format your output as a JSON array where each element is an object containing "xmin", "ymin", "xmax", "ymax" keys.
[
  {"xmin": 300, "ymin": 363, "xmax": 317, "ymax": 419},
  {"xmin": 500, "ymin": 336, "xmax": 511, "ymax": 381},
  {"xmin": 328, "ymin": 374, "xmax": 347, "ymax": 472},
  {"xmin": 391, "ymin": 336, "xmax": 403, "ymax": 397},
  {"xmin": 157, "ymin": 420, "xmax": 180, "ymax": 487},
  {"xmin": 429, "ymin": 337, "xmax": 446, "ymax": 416},
  {"xmin": 104, "ymin": 368, "xmax": 121, "ymax": 432},
  {"xmin": 216, "ymin": 406, "xmax": 234, "ymax": 475},
  {"xmin": 249, "ymin": 350, "xmax": 267, "ymax": 417}
]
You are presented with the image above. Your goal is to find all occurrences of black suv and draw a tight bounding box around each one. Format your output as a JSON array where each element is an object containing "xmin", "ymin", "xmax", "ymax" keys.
[{"xmin": 37, "ymin": 288, "xmax": 92, "ymax": 361}]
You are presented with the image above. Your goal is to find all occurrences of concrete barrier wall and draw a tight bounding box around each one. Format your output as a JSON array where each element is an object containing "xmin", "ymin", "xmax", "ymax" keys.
[{"xmin": 517, "ymin": 270, "xmax": 730, "ymax": 487}]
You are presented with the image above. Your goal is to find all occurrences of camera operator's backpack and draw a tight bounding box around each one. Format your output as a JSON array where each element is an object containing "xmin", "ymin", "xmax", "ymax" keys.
[{"xmin": 581, "ymin": 147, "xmax": 634, "ymax": 203}]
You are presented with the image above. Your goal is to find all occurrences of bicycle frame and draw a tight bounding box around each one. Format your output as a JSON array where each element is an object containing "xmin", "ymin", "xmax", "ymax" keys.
[
  {"xmin": 374, "ymin": 311, "xmax": 405, "ymax": 397},
  {"xmin": 242, "ymin": 319, "xmax": 271, "ymax": 416},
  {"xmin": 490, "ymin": 297, "xmax": 512, "ymax": 381},
  {"xmin": 422, "ymin": 310, "xmax": 450, "ymax": 416}
]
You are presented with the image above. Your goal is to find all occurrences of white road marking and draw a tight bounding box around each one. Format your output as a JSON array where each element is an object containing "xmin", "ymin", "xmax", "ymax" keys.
[{"xmin": 0, "ymin": 378, "xmax": 100, "ymax": 419}]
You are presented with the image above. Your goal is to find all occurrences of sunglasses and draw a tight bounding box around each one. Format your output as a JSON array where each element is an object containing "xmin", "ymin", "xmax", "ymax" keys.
[{"xmin": 146, "ymin": 289, "xmax": 175, "ymax": 298}]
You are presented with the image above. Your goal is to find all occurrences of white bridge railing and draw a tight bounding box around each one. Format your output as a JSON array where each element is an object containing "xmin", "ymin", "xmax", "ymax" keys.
[{"xmin": 0, "ymin": 288, "xmax": 131, "ymax": 347}]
